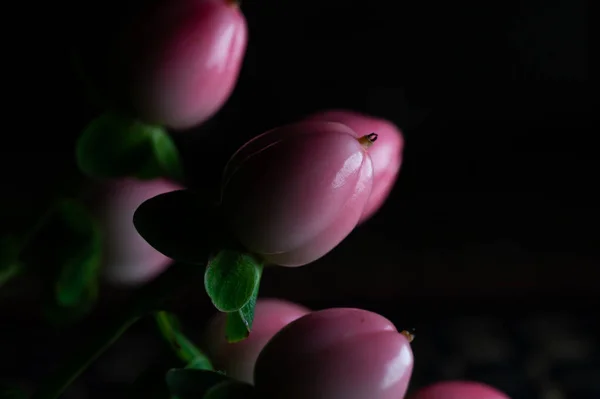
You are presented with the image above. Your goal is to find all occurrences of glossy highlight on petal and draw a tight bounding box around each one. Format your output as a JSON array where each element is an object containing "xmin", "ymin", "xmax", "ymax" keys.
[
  {"xmin": 221, "ymin": 121, "xmax": 374, "ymax": 266},
  {"xmin": 254, "ymin": 308, "xmax": 413, "ymax": 399},
  {"xmin": 305, "ymin": 110, "xmax": 405, "ymax": 221}
]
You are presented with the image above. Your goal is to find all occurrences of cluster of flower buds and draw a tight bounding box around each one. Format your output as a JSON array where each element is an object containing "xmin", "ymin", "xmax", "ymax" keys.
[{"xmin": 81, "ymin": 2, "xmax": 510, "ymax": 397}]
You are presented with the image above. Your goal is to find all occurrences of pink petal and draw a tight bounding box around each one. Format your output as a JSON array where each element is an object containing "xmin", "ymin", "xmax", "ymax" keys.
[
  {"xmin": 221, "ymin": 121, "xmax": 373, "ymax": 266},
  {"xmin": 410, "ymin": 381, "xmax": 511, "ymax": 399},
  {"xmin": 306, "ymin": 110, "xmax": 404, "ymax": 221},
  {"xmin": 254, "ymin": 308, "xmax": 413, "ymax": 399},
  {"xmin": 203, "ymin": 298, "xmax": 310, "ymax": 383},
  {"xmin": 95, "ymin": 178, "xmax": 181, "ymax": 285},
  {"xmin": 120, "ymin": 0, "xmax": 247, "ymax": 129}
]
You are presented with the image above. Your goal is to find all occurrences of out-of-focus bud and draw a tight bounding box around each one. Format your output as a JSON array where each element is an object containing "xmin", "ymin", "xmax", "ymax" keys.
[
  {"xmin": 409, "ymin": 381, "xmax": 511, "ymax": 399},
  {"xmin": 202, "ymin": 298, "xmax": 310, "ymax": 383},
  {"xmin": 306, "ymin": 110, "xmax": 404, "ymax": 222},
  {"xmin": 95, "ymin": 178, "xmax": 182, "ymax": 285},
  {"xmin": 116, "ymin": 0, "xmax": 247, "ymax": 129},
  {"xmin": 254, "ymin": 308, "xmax": 414, "ymax": 399},
  {"xmin": 221, "ymin": 121, "xmax": 375, "ymax": 267}
]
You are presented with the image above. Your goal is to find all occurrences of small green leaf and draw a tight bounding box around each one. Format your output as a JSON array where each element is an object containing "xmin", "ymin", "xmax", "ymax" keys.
[
  {"xmin": 204, "ymin": 250, "xmax": 262, "ymax": 313},
  {"xmin": 76, "ymin": 112, "xmax": 183, "ymax": 181},
  {"xmin": 133, "ymin": 190, "xmax": 220, "ymax": 264},
  {"xmin": 0, "ymin": 235, "xmax": 22, "ymax": 287},
  {"xmin": 155, "ymin": 311, "xmax": 213, "ymax": 369},
  {"xmin": 225, "ymin": 263, "xmax": 262, "ymax": 343},
  {"xmin": 44, "ymin": 280, "xmax": 99, "ymax": 327},
  {"xmin": 204, "ymin": 381, "xmax": 255, "ymax": 399},
  {"xmin": 166, "ymin": 369, "xmax": 230, "ymax": 399},
  {"xmin": 150, "ymin": 129, "xmax": 184, "ymax": 182},
  {"xmin": 54, "ymin": 199, "xmax": 102, "ymax": 308}
]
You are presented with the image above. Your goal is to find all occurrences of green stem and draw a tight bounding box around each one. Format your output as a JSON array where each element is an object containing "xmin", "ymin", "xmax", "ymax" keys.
[
  {"xmin": 1, "ymin": 172, "xmax": 87, "ymax": 289},
  {"xmin": 20, "ymin": 164, "xmax": 88, "ymax": 254},
  {"xmin": 0, "ymin": 260, "xmax": 22, "ymax": 289},
  {"xmin": 34, "ymin": 315, "xmax": 139, "ymax": 399},
  {"xmin": 154, "ymin": 311, "xmax": 213, "ymax": 369},
  {"xmin": 0, "ymin": 205, "xmax": 56, "ymax": 288},
  {"xmin": 31, "ymin": 262, "xmax": 203, "ymax": 399},
  {"xmin": 19, "ymin": 203, "xmax": 59, "ymax": 255}
]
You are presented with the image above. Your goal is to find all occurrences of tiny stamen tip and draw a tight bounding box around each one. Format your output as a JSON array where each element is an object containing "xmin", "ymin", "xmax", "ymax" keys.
[
  {"xmin": 358, "ymin": 132, "xmax": 378, "ymax": 149},
  {"xmin": 400, "ymin": 329, "xmax": 415, "ymax": 343}
]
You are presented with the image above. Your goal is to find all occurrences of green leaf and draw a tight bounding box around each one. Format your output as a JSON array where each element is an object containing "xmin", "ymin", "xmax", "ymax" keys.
[
  {"xmin": 76, "ymin": 112, "xmax": 183, "ymax": 181},
  {"xmin": 0, "ymin": 234, "xmax": 22, "ymax": 287},
  {"xmin": 150, "ymin": 130, "xmax": 184, "ymax": 182},
  {"xmin": 44, "ymin": 281, "xmax": 99, "ymax": 327},
  {"xmin": 203, "ymin": 381, "xmax": 255, "ymax": 399},
  {"xmin": 166, "ymin": 369, "xmax": 231, "ymax": 399},
  {"xmin": 133, "ymin": 190, "xmax": 220, "ymax": 264},
  {"xmin": 31, "ymin": 262, "xmax": 204, "ymax": 399},
  {"xmin": 54, "ymin": 199, "xmax": 102, "ymax": 308},
  {"xmin": 155, "ymin": 311, "xmax": 213, "ymax": 369},
  {"xmin": 204, "ymin": 250, "xmax": 262, "ymax": 313},
  {"xmin": 225, "ymin": 263, "xmax": 262, "ymax": 343}
]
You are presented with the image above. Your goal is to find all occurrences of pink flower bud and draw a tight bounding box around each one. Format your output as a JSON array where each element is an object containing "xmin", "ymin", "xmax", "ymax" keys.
[
  {"xmin": 409, "ymin": 381, "xmax": 510, "ymax": 399},
  {"xmin": 306, "ymin": 110, "xmax": 404, "ymax": 222},
  {"xmin": 202, "ymin": 299, "xmax": 310, "ymax": 383},
  {"xmin": 254, "ymin": 308, "xmax": 414, "ymax": 399},
  {"xmin": 94, "ymin": 178, "xmax": 182, "ymax": 285},
  {"xmin": 221, "ymin": 121, "xmax": 375, "ymax": 267},
  {"xmin": 118, "ymin": 0, "xmax": 247, "ymax": 129}
]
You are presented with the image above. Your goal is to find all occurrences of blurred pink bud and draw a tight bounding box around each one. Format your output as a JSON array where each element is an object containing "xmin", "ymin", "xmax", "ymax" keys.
[
  {"xmin": 95, "ymin": 178, "xmax": 182, "ymax": 286},
  {"xmin": 409, "ymin": 381, "xmax": 511, "ymax": 399},
  {"xmin": 306, "ymin": 110, "xmax": 404, "ymax": 222},
  {"xmin": 254, "ymin": 308, "xmax": 414, "ymax": 399},
  {"xmin": 221, "ymin": 121, "xmax": 375, "ymax": 267},
  {"xmin": 118, "ymin": 0, "xmax": 247, "ymax": 129},
  {"xmin": 202, "ymin": 298, "xmax": 310, "ymax": 383}
]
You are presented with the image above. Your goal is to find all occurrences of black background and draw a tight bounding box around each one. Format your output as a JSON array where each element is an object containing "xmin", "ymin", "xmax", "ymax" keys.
[{"xmin": 1, "ymin": 0, "xmax": 597, "ymax": 398}]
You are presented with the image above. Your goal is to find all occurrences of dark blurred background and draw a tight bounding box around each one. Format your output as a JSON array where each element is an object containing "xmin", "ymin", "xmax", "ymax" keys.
[{"xmin": 2, "ymin": 0, "xmax": 597, "ymax": 398}]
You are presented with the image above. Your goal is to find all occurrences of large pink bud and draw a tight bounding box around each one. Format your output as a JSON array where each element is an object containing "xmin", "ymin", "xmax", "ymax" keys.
[
  {"xmin": 254, "ymin": 308, "xmax": 414, "ymax": 399},
  {"xmin": 202, "ymin": 299, "xmax": 310, "ymax": 383},
  {"xmin": 409, "ymin": 381, "xmax": 511, "ymax": 399},
  {"xmin": 220, "ymin": 121, "xmax": 375, "ymax": 267},
  {"xmin": 306, "ymin": 110, "xmax": 404, "ymax": 222},
  {"xmin": 117, "ymin": 0, "xmax": 247, "ymax": 129},
  {"xmin": 94, "ymin": 178, "xmax": 183, "ymax": 285}
]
